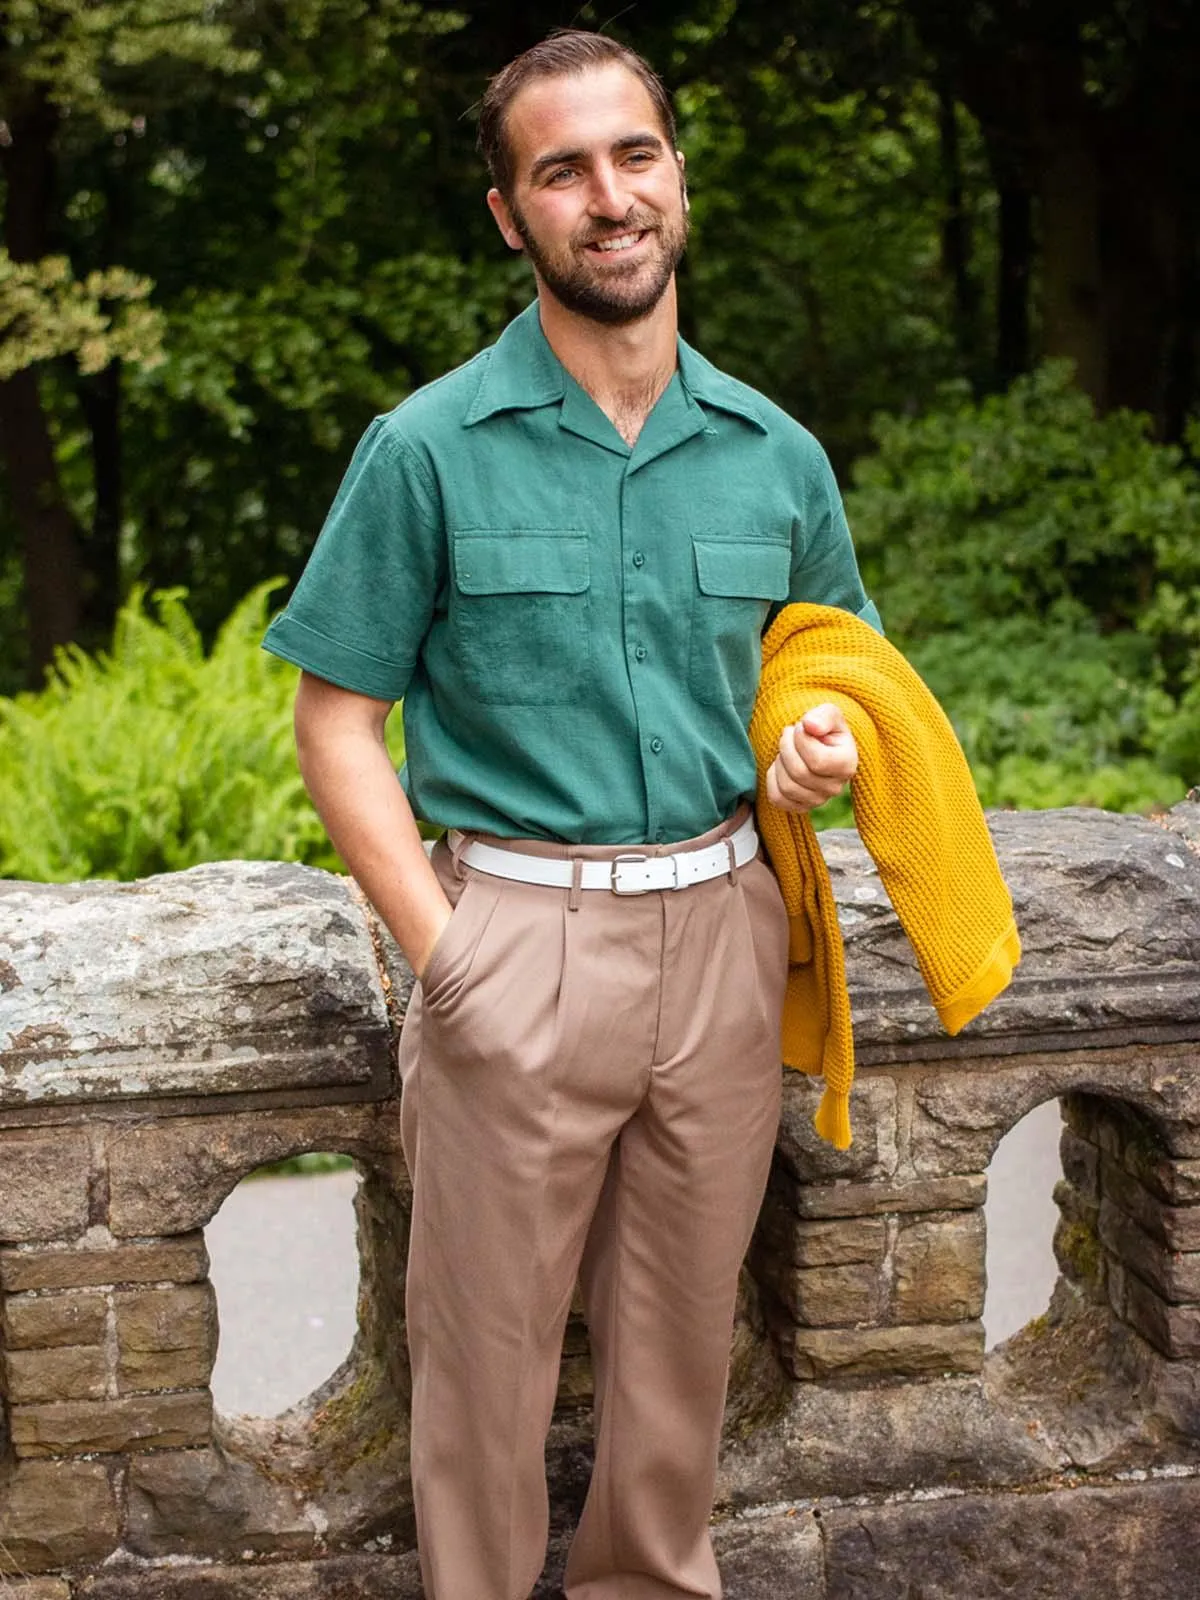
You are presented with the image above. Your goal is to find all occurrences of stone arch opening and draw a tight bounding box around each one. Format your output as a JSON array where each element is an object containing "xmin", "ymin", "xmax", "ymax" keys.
[
  {"xmin": 983, "ymin": 1098, "xmax": 1063, "ymax": 1348},
  {"xmin": 205, "ymin": 1153, "xmax": 361, "ymax": 1418},
  {"xmin": 126, "ymin": 1138, "xmax": 416, "ymax": 1562},
  {"xmin": 1056, "ymin": 1091, "xmax": 1200, "ymax": 1360}
]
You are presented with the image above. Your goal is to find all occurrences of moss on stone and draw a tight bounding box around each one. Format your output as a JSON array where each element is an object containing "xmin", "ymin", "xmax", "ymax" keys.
[{"xmin": 1055, "ymin": 1220, "xmax": 1104, "ymax": 1286}]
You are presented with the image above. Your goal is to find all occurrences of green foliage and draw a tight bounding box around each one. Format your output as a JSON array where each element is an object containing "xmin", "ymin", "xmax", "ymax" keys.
[
  {"xmin": 0, "ymin": 585, "xmax": 404, "ymax": 882},
  {"xmin": 844, "ymin": 364, "xmax": 1200, "ymax": 810},
  {"xmin": 0, "ymin": 251, "xmax": 164, "ymax": 379},
  {"xmin": 679, "ymin": 68, "xmax": 984, "ymax": 462},
  {"xmin": 2, "ymin": 0, "xmax": 258, "ymax": 129},
  {"xmin": 251, "ymin": 1152, "xmax": 355, "ymax": 1178}
]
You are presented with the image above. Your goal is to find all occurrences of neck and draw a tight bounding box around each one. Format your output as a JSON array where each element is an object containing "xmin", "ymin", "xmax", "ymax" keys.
[{"xmin": 537, "ymin": 281, "xmax": 678, "ymax": 445}]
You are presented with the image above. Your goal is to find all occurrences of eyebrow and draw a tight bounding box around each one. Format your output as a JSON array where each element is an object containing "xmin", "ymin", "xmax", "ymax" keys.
[{"xmin": 528, "ymin": 130, "xmax": 666, "ymax": 182}]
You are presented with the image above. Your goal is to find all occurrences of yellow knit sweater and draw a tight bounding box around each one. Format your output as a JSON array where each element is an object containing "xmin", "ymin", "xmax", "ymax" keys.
[{"xmin": 749, "ymin": 603, "xmax": 1021, "ymax": 1151}]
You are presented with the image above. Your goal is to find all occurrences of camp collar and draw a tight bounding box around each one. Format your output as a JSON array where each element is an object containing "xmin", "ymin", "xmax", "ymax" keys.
[{"xmin": 463, "ymin": 300, "xmax": 768, "ymax": 435}]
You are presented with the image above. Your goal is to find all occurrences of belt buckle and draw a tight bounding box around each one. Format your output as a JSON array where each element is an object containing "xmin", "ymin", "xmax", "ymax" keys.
[
  {"xmin": 610, "ymin": 852, "xmax": 679, "ymax": 895},
  {"xmin": 611, "ymin": 853, "xmax": 650, "ymax": 894}
]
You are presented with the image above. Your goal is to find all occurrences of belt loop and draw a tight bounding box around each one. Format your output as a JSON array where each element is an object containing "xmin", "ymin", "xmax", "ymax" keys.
[
  {"xmin": 449, "ymin": 829, "xmax": 471, "ymax": 882},
  {"xmin": 567, "ymin": 855, "xmax": 584, "ymax": 912},
  {"xmin": 725, "ymin": 836, "xmax": 738, "ymax": 885}
]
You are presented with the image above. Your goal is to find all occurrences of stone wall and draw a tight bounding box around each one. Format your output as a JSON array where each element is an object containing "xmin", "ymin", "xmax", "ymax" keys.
[{"xmin": 0, "ymin": 802, "xmax": 1198, "ymax": 1599}]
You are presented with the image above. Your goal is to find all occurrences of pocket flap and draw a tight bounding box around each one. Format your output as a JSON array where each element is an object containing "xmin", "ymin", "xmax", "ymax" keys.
[
  {"xmin": 693, "ymin": 539, "xmax": 791, "ymax": 601},
  {"xmin": 454, "ymin": 533, "xmax": 590, "ymax": 596}
]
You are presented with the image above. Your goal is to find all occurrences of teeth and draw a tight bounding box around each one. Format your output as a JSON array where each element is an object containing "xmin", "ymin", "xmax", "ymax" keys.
[{"xmin": 592, "ymin": 232, "xmax": 642, "ymax": 252}]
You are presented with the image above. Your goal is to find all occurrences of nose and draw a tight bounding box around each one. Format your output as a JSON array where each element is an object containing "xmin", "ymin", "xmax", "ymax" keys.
[{"xmin": 586, "ymin": 160, "xmax": 631, "ymax": 222}]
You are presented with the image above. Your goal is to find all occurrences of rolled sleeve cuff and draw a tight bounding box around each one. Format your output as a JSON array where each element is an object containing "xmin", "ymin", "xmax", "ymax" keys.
[{"xmin": 262, "ymin": 612, "xmax": 413, "ymax": 702}]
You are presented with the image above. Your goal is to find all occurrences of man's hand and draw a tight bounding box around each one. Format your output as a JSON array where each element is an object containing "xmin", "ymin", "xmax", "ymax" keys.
[{"xmin": 765, "ymin": 703, "xmax": 858, "ymax": 814}]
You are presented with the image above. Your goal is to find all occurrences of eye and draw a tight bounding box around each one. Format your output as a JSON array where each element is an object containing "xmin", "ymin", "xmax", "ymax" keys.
[{"xmin": 546, "ymin": 166, "xmax": 578, "ymax": 185}]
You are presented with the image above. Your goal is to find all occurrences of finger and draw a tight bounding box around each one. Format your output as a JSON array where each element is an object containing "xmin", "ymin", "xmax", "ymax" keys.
[
  {"xmin": 800, "ymin": 702, "xmax": 846, "ymax": 741},
  {"xmin": 788, "ymin": 728, "xmax": 851, "ymax": 781},
  {"xmin": 769, "ymin": 755, "xmax": 839, "ymax": 810},
  {"xmin": 777, "ymin": 724, "xmax": 825, "ymax": 784}
]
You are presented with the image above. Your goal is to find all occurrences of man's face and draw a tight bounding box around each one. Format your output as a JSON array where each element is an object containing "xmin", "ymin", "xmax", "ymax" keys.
[{"xmin": 487, "ymin": 63, "xmax": 689, "ymax": 326}]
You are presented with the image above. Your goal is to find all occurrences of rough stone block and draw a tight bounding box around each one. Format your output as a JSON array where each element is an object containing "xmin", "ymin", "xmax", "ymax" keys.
[
  {"xmin": 3, "ymin": 1287, "xmax": 108, "ymax": 1348},
  {"xmin": 1097, "ymin": 1199, "xmax": 1183, "ymax": 1301},
  {"xmin": 1052, "ymin": 1186, "xmax": 1105, "ymax": 1298},
  {"xmin": 1119, "ymin": 1211, "xmax": 1200, "ymax": 1304},
  {"xmin": 911, "ymin": 1070, "xmax": 1067, "ymax": 1176},
  {"xmin": 1059, "ymin": 1127, "xmax": 1100, "ymax": 1199},
  {"xmin": 822, "ymin": 1476, "xmax": 1200, "ymax": 1600},
  {"xmin": 1142, "ymin": 1157, "xmax": 1200, "ymax": 1206},
  {"xmin": 711, "ymin": 1510, "xmax": 823, "ymax": 1599},
  {"xmin": 788, "ymin": 1320, "xmax": 984, "ymax": 1380},
  {"xmin": 778, "ymin": 1074, "xmax": 898, "ymax": 1182},
  {"xmin": 892, "ymin": 1211, "xmax": 986, "ymax": 1324},
  {"xmin": 1124, "ymin": 1273, "xmax": 1200, "ymax": 1358},
  {"xmin": 0, "ymin": 862, "xmax": 389, "ymax": 1108},
  {"xmin": 1060, "ymin": 1091, "xmax": 1102, "ymax": 1144},
  {"xmin": 777, "ymin": 1261, "xmax": 883, "ymax": 1327},
  {"xmin": 788, "ymin": 1216, "xmax": 888, "ymax": 1268},
  {"xmin": 71, "ymin": 1552, "xmax": 425, "ymax": 1600},
  {"xmin": 10, "ymin": 1388, "xmax": 212, "ymax": 1457},
  {"xmin": 0, "ymin": 1127, "xmax": 92, "ymax": 1242},
  {"xmin": 779, "ymin": 1168, "xmax": 986, "ymax": 1220},
  {"xmin": 0, "ymin": 1458, "xmax": 119, "ymax": 1572},
  {"xmin": 106, "ymin": 1102, "xmax": 397, "ymax": 1236},
  {"xmin": 1106, "ymin": 1255, "xmax": 1128, "ymax": 1319},
  {"xmin": 115, "ymin": 1282, "xmax": 217, "ymax": 1393},
  {"xmin": 1101, "ymin": 1156, "xmax": 1200, "ymax": 1251},
  {"xmin": 4, "ymin": 1344, "xmax": 108, "ymax": 1403},
  {"xmin": 126, "ymin": 1445, "xmax": 330, "ymax": 1559},
  {"xmin": 0, "ymin": 1233, "xmax": 209, "ymax": 1291}
]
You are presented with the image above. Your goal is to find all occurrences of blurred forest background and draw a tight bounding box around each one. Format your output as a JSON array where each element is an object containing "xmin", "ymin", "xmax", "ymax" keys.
[{"xmin": 2, "ymin": 0, "xmax": 1199, "ymax": 879}]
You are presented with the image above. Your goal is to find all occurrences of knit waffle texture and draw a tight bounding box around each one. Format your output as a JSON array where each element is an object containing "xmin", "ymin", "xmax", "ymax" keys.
[{"xmin": 749, "ymin": 603, "xmax": 1021, "ymax": 1150}]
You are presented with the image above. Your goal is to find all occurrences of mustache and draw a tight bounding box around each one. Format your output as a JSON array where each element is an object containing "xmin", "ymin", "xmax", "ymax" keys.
[{"xmin": 574, "ymin": 210, "xmax": 661, "ymax": 249}]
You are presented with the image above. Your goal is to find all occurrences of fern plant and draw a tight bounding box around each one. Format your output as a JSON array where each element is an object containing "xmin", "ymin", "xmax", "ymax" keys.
[{"xmin": 0, "ymin": 584, "xmax": 405, "ymax": 882}]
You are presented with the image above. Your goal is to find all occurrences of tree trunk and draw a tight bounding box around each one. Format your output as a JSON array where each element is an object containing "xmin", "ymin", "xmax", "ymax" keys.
[
  {"xmin": 1033, "ymin": 52, "xmax": 1106, "ymax": 405},
  {"xmin": 995, "ymin": 182, "xmax": 1033, "ymax": 386},
  {"xmin": 77, "ymin": 360, "xmax": 124, "ymax": 638},
  {"xmin": 0, "ymin": 88, "xmax": 85, "ymax": 683},
  {"xmin": 936, "ymin": 74, "xmax": 981, "ymax": 381}
]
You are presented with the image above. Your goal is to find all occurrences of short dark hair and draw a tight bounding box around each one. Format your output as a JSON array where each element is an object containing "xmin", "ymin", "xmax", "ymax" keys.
[{"xmin": 478, "ymin": 30, "xmax": 677, "ymax": 198}]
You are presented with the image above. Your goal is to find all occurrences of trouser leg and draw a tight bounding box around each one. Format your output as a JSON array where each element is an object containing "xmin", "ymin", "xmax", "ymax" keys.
[
  {"xmin": 564, "ymin": 855, "xmax": 788, "ymax": 1600},
  {"xmin": 399, "ymin": 843, "xmax": 662, "ymax": 1600}
]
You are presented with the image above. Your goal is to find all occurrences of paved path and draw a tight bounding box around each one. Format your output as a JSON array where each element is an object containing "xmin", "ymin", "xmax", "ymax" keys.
[{"xmin": 205, "ymin": 1102, "xmax": 1064, "ymax": 1417}]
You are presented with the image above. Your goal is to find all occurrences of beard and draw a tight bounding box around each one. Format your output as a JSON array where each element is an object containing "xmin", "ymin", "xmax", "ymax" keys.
[{"xmin": 509, "ymin": 196, "xmax": 690, "ymax": 327}]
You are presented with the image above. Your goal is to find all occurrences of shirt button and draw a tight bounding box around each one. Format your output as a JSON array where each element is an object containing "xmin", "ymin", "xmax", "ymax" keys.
[
  {"xmin": 654, "ymin": 829, "xmax": 667, "ymax": 843},
  {"xmin": 632, "ymin": 551, "xmax": 645, "ymax": 568},
  {"xmin": 634, "ymin": 644, "xmax": 647, "ymax": 661},
  {"xmin": 649, "ymin": 736, "xmax": 663, "ymax": 754}
]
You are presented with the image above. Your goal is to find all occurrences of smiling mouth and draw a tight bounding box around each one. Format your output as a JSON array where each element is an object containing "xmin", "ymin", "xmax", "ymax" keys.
[{"xmin": 584, "ymin": 229, "xmax": 649, "ymax": 255}]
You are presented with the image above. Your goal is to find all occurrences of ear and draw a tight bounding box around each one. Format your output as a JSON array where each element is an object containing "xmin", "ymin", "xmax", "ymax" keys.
[
  {"xmin": 676, "ymin": 149, "xmax": 689, "ymax": 213},
  {"xmin": 487, "ymin": 187, "xmax": 525, "ymax": 252}
]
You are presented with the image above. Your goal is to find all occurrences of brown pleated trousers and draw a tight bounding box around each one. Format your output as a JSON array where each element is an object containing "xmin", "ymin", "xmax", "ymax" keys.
[{"xmin": 398, "ymin": 807, "xmax": 788, "ymax": 1600}]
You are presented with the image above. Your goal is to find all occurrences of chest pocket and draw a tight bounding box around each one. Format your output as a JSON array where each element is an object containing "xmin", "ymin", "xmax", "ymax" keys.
[
  {"xmin": 688, "ymin": 538, "xmax": 791, "ymax": 714},
  {"xmin": 451, "ymin": 531, "xmax": 592, "ymax": 706}
]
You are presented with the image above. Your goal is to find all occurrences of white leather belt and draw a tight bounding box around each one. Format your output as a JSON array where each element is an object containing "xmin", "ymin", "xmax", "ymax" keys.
[{"xmin": 447, "ymin": 815, "xmax": 759, "ymax": 896}]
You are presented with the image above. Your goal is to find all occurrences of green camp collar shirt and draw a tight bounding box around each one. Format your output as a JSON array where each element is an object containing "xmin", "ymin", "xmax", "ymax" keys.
[{"xmin": 263, "ymin": 301, "xmax": 880, "ymax": 845}]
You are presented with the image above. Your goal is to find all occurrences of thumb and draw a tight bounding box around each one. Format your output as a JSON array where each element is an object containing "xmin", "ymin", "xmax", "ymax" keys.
[{"xmin": 800, "ymin": 702, "xmax": 846, "ymax": 741}]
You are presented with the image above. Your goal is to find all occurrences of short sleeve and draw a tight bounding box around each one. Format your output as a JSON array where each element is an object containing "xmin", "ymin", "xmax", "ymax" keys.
[
  {"xmin": 773, "ymin": 442, "xmax": 883, "ymax": 634},
  {"xmin": 261, "ymin": 419, "xmax": 443, "ymax": 700}
]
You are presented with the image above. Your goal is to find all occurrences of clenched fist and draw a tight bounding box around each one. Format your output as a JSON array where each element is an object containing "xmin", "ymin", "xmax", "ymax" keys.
[{"xmin": 765, "ymin": 703, "xmax": 858, "ymax": 814}]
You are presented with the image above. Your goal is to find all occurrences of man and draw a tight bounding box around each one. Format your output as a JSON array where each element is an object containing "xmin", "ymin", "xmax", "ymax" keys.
[{"xmin": 263, "ymin": 30, "xmax": 877, "ymax": 1600}]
